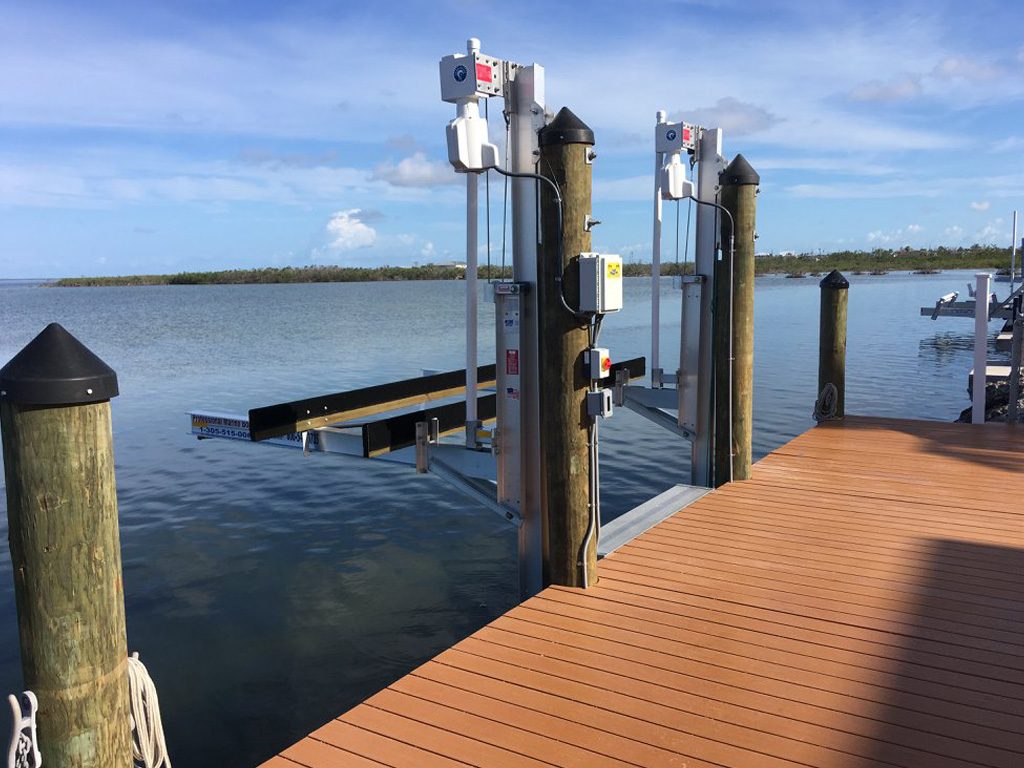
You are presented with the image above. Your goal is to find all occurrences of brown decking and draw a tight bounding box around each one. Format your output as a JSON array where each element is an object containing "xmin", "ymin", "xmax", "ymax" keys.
[{"xmin": 262, "ymin": 416, "xmax": 1024, "ymax": 767}]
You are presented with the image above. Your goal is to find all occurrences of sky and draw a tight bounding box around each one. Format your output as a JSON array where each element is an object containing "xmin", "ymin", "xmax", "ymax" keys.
[{"xmin": 0, "ymin": 0, "xmax": 1021, "ymax": 278}]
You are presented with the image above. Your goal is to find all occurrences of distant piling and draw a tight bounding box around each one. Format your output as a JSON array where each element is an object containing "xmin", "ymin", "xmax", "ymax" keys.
[
  {"xmin": 537, "ymin": 107, "xmax": 596, "ymax": 587},
  {"xmin": 817, "ymin": 270, "xmax": 850, "ymax": 420},
  {"xmin": 0, "ymin": 323, "xmax": 132, "ymax": 767}
]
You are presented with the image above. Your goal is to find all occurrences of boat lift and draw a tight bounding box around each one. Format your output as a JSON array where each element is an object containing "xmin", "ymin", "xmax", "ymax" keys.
[
  {"xmin": 188, "ymin": 41, "xmax": 732, "ymax": 597},
  {"xmin": 613, "ymin": 111, "xmax": 729, "ymax": 489}
]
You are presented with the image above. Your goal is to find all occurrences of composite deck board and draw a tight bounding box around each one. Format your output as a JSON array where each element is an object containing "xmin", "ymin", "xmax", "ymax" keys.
[{"xmin": 260, "ymin": 416, "xmax": 1024, "ymax": 767}]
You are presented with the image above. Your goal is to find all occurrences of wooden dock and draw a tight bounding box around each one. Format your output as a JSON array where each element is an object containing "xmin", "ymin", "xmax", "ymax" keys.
[{"xmin": 260, "ymin": 416, "xmax": 1024, "ymax": 768}]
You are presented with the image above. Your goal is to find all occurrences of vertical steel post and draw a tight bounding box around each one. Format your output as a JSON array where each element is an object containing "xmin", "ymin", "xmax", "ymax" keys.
[
  {"xmin": 465, "ymin": 172, "xmax": 479, "ymax": 443},
  {"xmin": 972, "ymin": 272, "xmax": 991, "ymax": 424},
  {"xmin": 688, "ymin": 128, "xmax": 725, "ymax": 487},
  {"xmin": 651, "ymin": 111, "xmax": 667, "ymax": 385},
  {"xmin": 1008, "ymin": 302, "xmax": 1022, "ymax": 423},
  {"xmin": 507, "ymin": 64, "xmax": 545, "ymax": 599},
  {"xmin": 1011, "ymin": 211, "xmax": 1018, "ymax": 294}
]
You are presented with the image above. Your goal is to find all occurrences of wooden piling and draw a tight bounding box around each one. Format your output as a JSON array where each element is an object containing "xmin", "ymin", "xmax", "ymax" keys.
[
  {"xmin": 713, "ymin": 154, "xmax": 759, "ymax": 487},
  {"xmin": 0, "ymin": 323, "xmax": 132, "ymax": 767},
  {"xmin": 818, "ymin": 270, "xmax": 850, "ymax": 419},
  {"xmin": 536, "ymin": 107, "xmax": 596, "ymax": 587}
]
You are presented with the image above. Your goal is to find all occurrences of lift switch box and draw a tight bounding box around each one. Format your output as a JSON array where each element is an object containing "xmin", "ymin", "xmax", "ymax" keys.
[
  {"xmin": 584, "ymin": 347, "xmax": 612, "ymax": 380},
  {"xmin": 586, "ymin": 389, "xmax": 614, "ymax": 419},
  {"xmin": 578, "ymin": 253, "xmax": 623, "ymax": 313}
]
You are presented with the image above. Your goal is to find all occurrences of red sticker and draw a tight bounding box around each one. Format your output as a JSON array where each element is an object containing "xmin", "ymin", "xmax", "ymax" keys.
[
  {"xmin": 476, "ymin": 63, "xmax": 493, "ymax": 83},
  {"xmin": 506, "ymin": 349, "xmax": 519, "ymax": 375},
  {"xmin": 683, "ymin": 127, "xmax": 691, "ymax": 142}
]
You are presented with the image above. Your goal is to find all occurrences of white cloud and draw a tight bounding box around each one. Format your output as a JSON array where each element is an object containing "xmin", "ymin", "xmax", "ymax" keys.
[
  {"xmin": 992, "ymin": 137, "xmax": 1024, "ymax": 153},
  {"xmin": 945, "ymin": 225, "xmax": 965, "ymax": 241},
  {"xmin": 675, "ymin": 97, "xmax": 773, "ymax": 137},
  {"xmin": 848, "ymin": 75, "xmax": 922, "ymax": 102},
  {"xmin": 787, "ymin": 180, "xmax": 944, "ymax": 199},
  {"xmin": 420, "ymin": 241, "xmax": 435, "ymax": 258},
  {"xmin": 932, "ymin": 56, "xmax": 1003, "ymax": 82},
  {"xmin": 970, "ymin": 201, "xmax": 991, "ymax": 211},
  {"xmin": 371, "ymin": 152, "xmax": 459, "ymax": 188},
  {"xmin": 866, "ymin": 224, "xmax": 923, "ymax": 244},
  {"xmin": 976, "ymin": 218, "xmax": 1007, "ymax": 244},
  {"xmin": 313, "ymin": 209, "xmax": 376, "ymax": 259}
]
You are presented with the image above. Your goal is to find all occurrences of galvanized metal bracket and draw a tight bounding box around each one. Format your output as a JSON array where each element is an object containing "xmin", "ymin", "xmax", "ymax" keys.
[
  {"xmin": 415, "ymin": 418, "xmax": 440, "ymax": 474},
  {"xmin": 428, "ymin": 455, "xmax": 522, "ymax": 527}
]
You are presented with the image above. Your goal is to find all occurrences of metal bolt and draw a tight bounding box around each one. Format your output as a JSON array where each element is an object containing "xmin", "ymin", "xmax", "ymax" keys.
[{"xmin": 86, "ymin": 388, "xmax": 93, "ymax": 395}]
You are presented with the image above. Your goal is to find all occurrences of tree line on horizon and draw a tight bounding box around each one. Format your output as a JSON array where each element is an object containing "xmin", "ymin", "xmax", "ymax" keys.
[{"xmin": 51, "ymin": 244, "xmax": 1013, "ymax": 286}]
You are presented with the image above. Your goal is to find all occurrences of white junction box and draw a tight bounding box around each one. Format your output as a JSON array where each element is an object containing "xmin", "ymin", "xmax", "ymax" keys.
[
  {"xmin": 583, "ymin": 347, "xmax": 612, "ymax": 379},
  {"xmin": 439, "ymin": 51, "xmax": 505, "ymax": 102},
  {"xmin": 655, "ymin": 120, "xmax": 698, "ymax": 153},
  {"xmin": 578, "ymin": 253, "xmax": 623, "ymax": 313}
]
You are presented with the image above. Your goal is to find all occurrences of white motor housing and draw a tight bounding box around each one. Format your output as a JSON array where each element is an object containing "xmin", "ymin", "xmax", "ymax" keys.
[
  {"xmin": 660, "ymin": 154, "xmax": 694, "ymax": 200},
  {"xmin": 446, "ymin": 102, "xmax": 499, "ymax": 173}
]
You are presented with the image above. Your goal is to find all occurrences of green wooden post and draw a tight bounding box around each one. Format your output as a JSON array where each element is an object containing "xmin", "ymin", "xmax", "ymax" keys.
[
  {"xmin": 818, "ymin": 270, "xmax": 850, "ymax": 419},
  {"xmin": 0, "ymin": 323, "xmax": 132, "ymax": 767},
  {"xmin": 537, "ymin": 107, "xmax": 596, "ymax": 587}
]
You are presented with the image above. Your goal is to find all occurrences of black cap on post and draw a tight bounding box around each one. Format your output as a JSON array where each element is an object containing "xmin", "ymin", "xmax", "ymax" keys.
[
  {"xmin": 538, "ymin": 107, "xmax": 595, "ymax": 147},
  {"xmin": 820, "ymin": 269, "xmax": 850, "ymax": 290},
  {"xmin": 719, "ymin": 154, "xmax": 760, "ymax": 186},
  {"xmin": 0, "ymin": 323, "xmax": 118, "ymax": 406}
]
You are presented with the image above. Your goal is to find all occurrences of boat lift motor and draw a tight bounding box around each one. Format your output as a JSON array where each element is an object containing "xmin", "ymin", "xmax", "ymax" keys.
[{"xmin": 440, "ymin": 39, "xmax": 501, "ymax": 172}]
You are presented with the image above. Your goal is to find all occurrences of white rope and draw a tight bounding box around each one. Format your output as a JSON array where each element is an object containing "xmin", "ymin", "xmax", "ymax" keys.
[
  {"xmin": 128, "ymin": 654, "xmax": 171, "ymax": 768},
  {"xmin": 813, "ymin": 382, "xmax": 839, "ymax": 422}
]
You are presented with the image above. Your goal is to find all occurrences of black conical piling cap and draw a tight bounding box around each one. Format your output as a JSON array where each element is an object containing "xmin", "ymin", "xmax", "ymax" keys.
[
  {"xmin": 820, "ymin": 270, "xmax": 850, "ymax": 290},
  {"xmin": 538, "ymin": 107, "xmax": 595, "ymax": 147},
  {"xmin": 719, "ymin": 153, "xmax": 760, "ymax": 186},
  {"xmin": 0, "ymin": 323, "xmax": 118, "ymax": 406}
]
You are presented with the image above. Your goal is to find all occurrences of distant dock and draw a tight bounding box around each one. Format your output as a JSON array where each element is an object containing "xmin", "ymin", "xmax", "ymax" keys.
[{"xmin": 259, "ymin": 416, "xmax": 1024, "ymax": 768}]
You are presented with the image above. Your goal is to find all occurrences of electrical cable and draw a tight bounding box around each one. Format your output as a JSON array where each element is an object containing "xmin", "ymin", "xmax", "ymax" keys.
[
  {"xmin": 490, "ymin": 163, "xmax": 600, "ymax": 584},
  {"xmin": 500, "ymin": 110, "xmax": 511, "ymax": 280},
  {"xmin": 683, "ymin": 197, "xmax": 693, "ymax": 269},
  {"xmin": 490, "ymin": 165, "xmax": 589, "ymax": 324},
  {"xmin": 674, "ymin": 199, "xmax": 681, "ymax": 269},
  {"xmin": 484, "ymin": 100, "xmax": 492, "ymax": 280},
  {"xmin": 689, "ymin": 196, "xmax": 736, "ymax": 483}
]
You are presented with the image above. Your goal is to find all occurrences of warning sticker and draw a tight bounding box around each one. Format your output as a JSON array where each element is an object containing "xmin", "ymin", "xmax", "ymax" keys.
[
  {"xmin": 606, "ymin": 262, "xmax": 621, "ymax": 279},
  {"xmin": 476, "ymin": 63, "xmax": 493, "ymax": 83},
  {"xmin": 506, "ymin": 349, "xmax": 520, "ymax": 375}
]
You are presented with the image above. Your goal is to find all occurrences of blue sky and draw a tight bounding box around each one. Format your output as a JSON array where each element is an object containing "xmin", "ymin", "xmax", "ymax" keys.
[{"xmin": 0, "ymin": 0, "xmax": 1021, "ymax": 278}]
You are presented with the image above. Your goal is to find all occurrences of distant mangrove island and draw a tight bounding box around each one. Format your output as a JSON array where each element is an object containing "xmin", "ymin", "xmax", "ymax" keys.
[{"xmin": 51, "ymin": 244, "xmax": 1012, "ymax": 286}]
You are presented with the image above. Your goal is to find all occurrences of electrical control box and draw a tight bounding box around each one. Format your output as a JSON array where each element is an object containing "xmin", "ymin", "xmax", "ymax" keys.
[
  {"xmin": 583, "ymin": 347, "xmax": 612, "ymax": 380},
  {"xmin": 655, "ymin": 120, "xmax": 698, "ymax": 153},
  {"xmin": 586, "ymin": 389, "xmax": 614, "ymax": 419},
  {"xmin": 578, "ymin": 253, "xmax": 623, "ymax": 314},
  {"xmin": 439, "ymin": 51, "xmax": 505, "ymax": 103}
]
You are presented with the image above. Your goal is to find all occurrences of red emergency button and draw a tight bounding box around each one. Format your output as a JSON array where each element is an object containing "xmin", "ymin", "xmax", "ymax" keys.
[{"xmin": 602, "ymin": 357, "xmax": 612, "ymax": 371}]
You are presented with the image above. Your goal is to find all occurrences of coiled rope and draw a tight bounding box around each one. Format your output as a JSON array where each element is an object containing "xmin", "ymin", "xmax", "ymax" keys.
[
  {"xmin": 813, "ymin": 383, "xmax": 839, "ymax": 422},
  {"xmin": 128, "ymin": 654, "xmax": 171, "ymax": 768}
]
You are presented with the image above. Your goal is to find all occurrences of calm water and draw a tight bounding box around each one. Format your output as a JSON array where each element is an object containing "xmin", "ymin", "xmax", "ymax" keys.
[{"xmin": 0, "ymin": 272, "xmax": 1003, "ymax": 766}]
